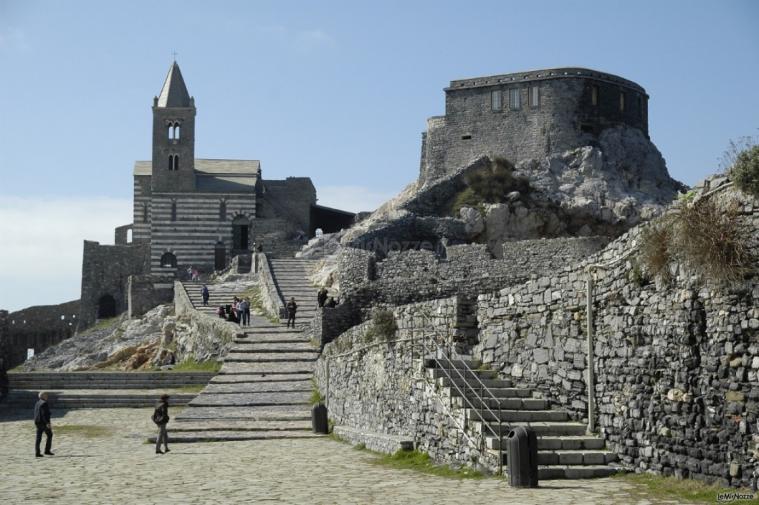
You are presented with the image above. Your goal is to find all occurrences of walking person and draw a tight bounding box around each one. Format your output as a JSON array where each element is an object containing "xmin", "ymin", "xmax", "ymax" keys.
[
  {"xmin": 34, "ymin": 392, "xmax": 54, "ymax": 457},
  {"xmin": 242, "ymin": 298, "xmax": 251, "ymax": 326},
  {"xmin": 152, "ymin": 394, "xmax": 170, "ymax": 454},
  {"xmin": 317, "ymin": 287, "xmax": 328, "ymax": 308},
  {"xmin": 0, "ymin": 356, "xmax": 9, "ymax": 403},
  {"xmin": 286, "ymin": 297, "xmax": 297, "ymax": 328},
  {"xmin": 201, "ymin": 285, "xmax": 210, "ymax": 306}
]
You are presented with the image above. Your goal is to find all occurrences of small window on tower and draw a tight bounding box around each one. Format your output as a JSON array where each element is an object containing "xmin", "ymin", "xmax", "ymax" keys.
[
  {"xmin": 175, "ymin": 124, "xmax": 181, "ymax": 140},
  {"xmin": 168, "ymin": 155, "xmax": 174, "ymax": 170},
  {"xmin": 167, "ymin": 125, "xmax": 174, "ymax": 140},
  {"xmin": 529, "ymin": 86, "xmax": 540, "ymax": 108},
  {"xmin": 174, "ymin": 154, "xmax": 179, "ymax": 170},
  {"xmin": 509, "ymin": 88, "xmax": 521, "ymax": 110},
  {"xmin": 591, "ymin": 85, "xmax": 599, "ymax": 106},
  {"xmin": 491, "ymin": 90, "xmax": 502, "ymax": 111},
  {"xmin": 619, "ymin": 92, "xmax": 626, "ymax": 112}
]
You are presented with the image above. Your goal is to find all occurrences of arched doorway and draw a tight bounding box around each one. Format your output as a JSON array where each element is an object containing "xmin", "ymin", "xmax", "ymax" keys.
[
  {"xmin": 160, "ymin": 252, "xmax": 177, "ymax": 268},
  {"xmin": 232, "ymin": 215, "xmax": 250, "ymax": 251},
  {"xmin": 97, "ymin": 294, "xmax": 116, "ymax": 319}
]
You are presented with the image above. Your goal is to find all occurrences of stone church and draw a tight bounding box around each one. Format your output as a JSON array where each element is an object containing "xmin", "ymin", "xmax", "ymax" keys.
[{"xmin": 79, "ymin": 62, "xmax": 354, "ymax": 327}]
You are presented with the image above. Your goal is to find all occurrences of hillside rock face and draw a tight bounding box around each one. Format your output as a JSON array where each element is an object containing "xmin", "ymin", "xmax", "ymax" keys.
[{"xmin": 322, "ymin": 126, "xmax": 685, "ymax": 259}]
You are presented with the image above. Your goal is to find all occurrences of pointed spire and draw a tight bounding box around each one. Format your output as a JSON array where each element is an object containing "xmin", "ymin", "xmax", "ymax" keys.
[{"xmin": 156, "ymin": 61, "xmax": 191, "ymax": 108}]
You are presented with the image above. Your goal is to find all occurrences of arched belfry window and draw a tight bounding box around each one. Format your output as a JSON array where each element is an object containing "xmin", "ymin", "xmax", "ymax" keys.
[
  {"xmin": 167, "ymin": 122, "xmax": 181, "ymax": 140},
  {"xmin": 168, "ymin": 154, "xmax": 179, "ymax": 171},
  {"xmin": 174, "ymin": 154, "xmax": 179, "ymax": 170},
  {"xmin": 168, "ymin": 125, "xmax": 173, "ymax": 140},
  {"xmin": 219, "ymin": 200, "xmax": 227, "ymax": 221},
  {"xmin": 174, "ymin": 124, "xmax": 181, "ymax": 140}
]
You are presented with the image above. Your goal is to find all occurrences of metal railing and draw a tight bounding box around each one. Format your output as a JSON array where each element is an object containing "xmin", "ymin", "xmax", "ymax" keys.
[{"xmin": 417, "ymin": 334, "xmax": 507, "ymax": 475}]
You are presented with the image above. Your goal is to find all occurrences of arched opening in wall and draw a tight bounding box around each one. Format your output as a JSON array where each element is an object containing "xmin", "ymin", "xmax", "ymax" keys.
[
  {"xmin": 174, "ymin": 154, "xmax": 179, "ymax": 171},
  {"xmin": 160, "ymin": 252, "xmax": 177, "ymax": 268},
  {"xmin": 97, "ymin": 295, "xmax": 116, "ymax": 319},
  {"xmin": 175, "ymin": 124, "xmax": 181, "ymax": 140},
  {"xmin": 168, "ymin": 125, "xmax": 174, "ymax": 140},
  {"xmin": 126, "ymin": 229, "xmax": 132, "ymax": 243},
  {"xmin": 232, "ymin": 215, "xmax": 250, "ymax": 251}
]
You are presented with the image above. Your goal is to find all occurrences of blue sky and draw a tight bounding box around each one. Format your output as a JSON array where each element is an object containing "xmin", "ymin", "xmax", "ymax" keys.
[{"xmin": 0, "ymin": 0, "xmax": 757, "ymax": 311}]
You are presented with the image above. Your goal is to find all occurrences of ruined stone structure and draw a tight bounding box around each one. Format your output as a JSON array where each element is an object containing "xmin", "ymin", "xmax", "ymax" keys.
[
  {"xmin": 420, "ymin": 67, "xmax": 649, "ymax": 184},
  {"xmin": 3, "ymin": 301, "xmax": 80, "ymax": 369},
  {"xmin": 78, "ymin": 62, "xmax": 354, "ymax": 327}
]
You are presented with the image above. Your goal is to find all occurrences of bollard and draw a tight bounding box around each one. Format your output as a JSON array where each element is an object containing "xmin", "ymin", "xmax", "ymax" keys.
[
  {"xmin": 506, "ymin": 426, "xmax": 538, "ymax": 488},
  {"xmin": 312, "ymin": 403, "xmax": 329, "ymax": 434}
]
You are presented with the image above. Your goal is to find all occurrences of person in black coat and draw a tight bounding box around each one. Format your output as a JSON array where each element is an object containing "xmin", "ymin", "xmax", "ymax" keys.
[
  {"xmin": 152, "ymin": 394, "xmax": 170, "ymax": 454},
  {"xmin": 34, "ymin": 392, "xmax": 53, "ymax": 457},
  {"xmin": 317, "ymin": 288, "xmax": 328, "ymax": 308},
  {"xmin": 286, "ymin": 297, "xmax": 298, "ymax": 328}
]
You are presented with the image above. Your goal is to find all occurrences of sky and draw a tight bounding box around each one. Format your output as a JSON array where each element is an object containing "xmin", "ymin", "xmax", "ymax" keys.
[{"xmin": 0, "ymin": 0, "xmax": 757, "ymax": 311}]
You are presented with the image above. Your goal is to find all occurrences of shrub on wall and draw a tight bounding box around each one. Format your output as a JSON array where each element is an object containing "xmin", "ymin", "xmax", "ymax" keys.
[
  {"xmin": 639, "ymin": 199, "xmax": 752, "ymax": 283},
  {"xmin": 367, "ymin": 309, "xmax": 398, "ymax": 342},
  {"xmin": 731, "ymin": 145, "xmax": 759, "ymax": 198},
  {"xmin": 450, "ymin": 157, "xmax": 531, "ymax": 215}
]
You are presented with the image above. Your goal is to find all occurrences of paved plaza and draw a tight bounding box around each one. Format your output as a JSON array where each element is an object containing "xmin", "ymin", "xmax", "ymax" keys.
[{"xmin": 0, "ymin": 408, "xmax": 695, "ymax": 504}]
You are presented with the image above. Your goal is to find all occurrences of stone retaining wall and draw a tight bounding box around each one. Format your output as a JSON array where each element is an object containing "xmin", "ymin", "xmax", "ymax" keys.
[
  {"xmin": 474, "ymin": 191, "xmax": 759, "ymax": 487},
  {"xmin": 257, "ymin": 253, "xmax": 286, "ymax": 319}
]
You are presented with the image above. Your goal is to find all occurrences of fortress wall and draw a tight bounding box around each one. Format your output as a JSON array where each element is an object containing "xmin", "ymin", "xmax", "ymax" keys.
[
  {"xmin": 474, "ymin": 192, "xmax": 759, "ymax": 486},
  {"xmin": 149, "ymin": 192, "xmax": 256, "ymax": 274},
  {"xmin": 4, "ymin": 300, "xmax": 80, "ymax": 369},
  {"xmin": 79, "ymin": 240, "xmax": 150, "ymax": 329},
  {"xmin": 260, "ymin": 178, "xmax": 316, "ymax": 232},
  {"xmin": 421, "ymin": 69, "xmax": 648, "ymax": 184}
]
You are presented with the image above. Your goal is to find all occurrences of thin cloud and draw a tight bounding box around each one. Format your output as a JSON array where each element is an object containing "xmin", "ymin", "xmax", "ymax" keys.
[{"xmin": 0, "ymin": 196, "xmax": 131, "ymax": 311}]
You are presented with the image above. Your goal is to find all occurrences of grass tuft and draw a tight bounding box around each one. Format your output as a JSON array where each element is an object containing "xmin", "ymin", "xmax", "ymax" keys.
[
  {"xmin": 370, "ymin": 449, "xmax": 484, "ymax": 480},
  {"xmin": 169, "ymin": 359, "xmax": 222, "ymax": 373},
  {"xmin": 55, "ymin": 425, "xmax": 113, "ymax": 438},
  {"xmin": 617, "ymin": 472, "xmax": 758, "ymax": 504}
]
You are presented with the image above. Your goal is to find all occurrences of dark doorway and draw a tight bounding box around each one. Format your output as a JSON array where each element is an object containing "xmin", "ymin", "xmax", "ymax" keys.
[
  {"xmin": 160, "ymin": 252, "xmax": 177, "ymax": 268},
  {"xmin": 97, "ymin": 295, "xmax": 116, "ymax": 319},
  {"xmin": 214, "ymin": 241, "xmax": 226, "ymax": 271},
  {"xmin": 232, "ymin": 216, "xmax": 250, "ymax": 251},
  {"xmin": 310, "ymin": 204, "xmax": 356, "ymax": 236}
]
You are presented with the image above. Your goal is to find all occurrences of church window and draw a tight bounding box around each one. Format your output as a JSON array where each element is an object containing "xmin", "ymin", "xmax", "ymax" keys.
[
  {"xmin": 174, "ymin": 154, "xmax": 179, "ymax": 170},
  {"xmin": 619, "ymin": 92, "xmax": 626, "ymax": 112},
  {"xmin": 219, "ymin": 200, "xmax": 227, "ymax": 221},
  {"xmin": 167, "ymin": 125, "xmax": 174, "ymax": 140},
  {"xmin": 174, "ymin": 123, "xmax": 181, "ymax": 140},
  {"xmin": 171, "ymin": 200, "xmax": 177, "ymax": 221},
  {"xmin": 168, "ymin": 155, "xmax": 174, "ymax": 171},
  {"xmin": 142, "ymin": 203, "xmax": 148, "ymax": 223},
  {"xmin": 591, "ymin": 85, "xmax": 599, "ymax": 106},
  {"xmin": 509, "ymin": 88, "xmax": 521, "ymax": 110},
  {"xmin": 491, "ymin": 90, "xmax": 502, "ymax": 111},
  {"xmin": 168, "ymin": 154, "xmax": 179, "ymax": 171},
  {"xmin": 529, "ymin": 86, "xmax": 540, "ymax": 108}
]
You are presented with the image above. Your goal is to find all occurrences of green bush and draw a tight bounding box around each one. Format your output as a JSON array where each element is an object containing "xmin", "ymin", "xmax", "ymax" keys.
[
  {"xmin": 450, "ymin": 157, "xmax": 530, "ymax": 215},
  {"xmin": 370, "ymin": 309, "xmax": 398, "ymax": 342},
  {"xmin": 731, "ymin": 145, "xmax": 759, "ymax": 197}
]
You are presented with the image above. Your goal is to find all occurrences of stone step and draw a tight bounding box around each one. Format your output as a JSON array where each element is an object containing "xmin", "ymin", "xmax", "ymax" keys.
[
  {"xmin": 170, "ymin": 419, "xmax": 311, "ymax": 431},
  {"xmin": 244, "ymin": 327, "xmax": 304, "ymax": 334},
  {"xmin": 210, "ymin": 374, "xmax": 313, "ymax": 384},
  {"xmin": 8, "ymin": 372, "xmax": 215, "ymax": 382},
  {"xmin": 219, "ymin": 362, "xmax": 316, "ymax": 375},
  {"xmin": 472, "ymin": 421, "xmax": 588, "ymax": 437},
  {"xmin": 202, "ymin": 381, "xmax": 311, "ymax": 394},
  {"xmin": 176, "ymin": 406, "xmax": 311, "ymax": 421},
  {"xmin": 230, "ymin": 342, "xmax": 316, "ymax": 352},
  {"xmin": 427, "ymin": 368, "xmax": 498, "ymax": 381},
  {"xmin": 537, "ymin": 465, "xmax": 620, "ymax": 480},
  {"xmin": 466, "ymin": 408, "xmax": 569, "ymax": 423},
  {"xmin": 450, "ymin": 396, "xmax": 548, "ymax": 410},
  {"xmin": 147, "ymin": 430, "xmax": 323, "ymax": 443},
  {"xmin": 189, "ymin": 391, "xmax": 311, "ymax": 407},
  {"xmin": 223, "ymin": 352, "xmax": 318, "ymax": 363},
  {"xmin": 436, "ymin": 377, "xmax": 517, "ymax": 391},
  {"xmin": 486, "ymin": 435, "xmax": 607, "ymax": 451}
]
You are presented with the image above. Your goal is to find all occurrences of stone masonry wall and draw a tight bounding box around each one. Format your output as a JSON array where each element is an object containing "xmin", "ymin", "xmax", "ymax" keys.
[
  {"xmin": 127, "ymin": 274, "xmax": 174, "ymax": 319},
  {"xmin": 315, "ymin": 296, "xmax": 488, "ymax": 469},
  {"xmin": 4, "ymin": 300, "xmax": 80, "ymax": 369},
  {"xmin": 474, "ymin": 189, "xmax": 759, "ymax": 487}
]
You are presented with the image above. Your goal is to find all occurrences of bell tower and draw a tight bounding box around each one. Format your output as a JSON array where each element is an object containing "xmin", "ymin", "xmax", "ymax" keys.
[{"xmin": 151, "ymin": 61, "xmax": 196, "ymax": 192}]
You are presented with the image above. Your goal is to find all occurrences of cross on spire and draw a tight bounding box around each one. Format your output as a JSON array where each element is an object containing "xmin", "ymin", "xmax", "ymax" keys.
[{"xmin": 172, "ymin": 51, "xmax": 178, "ymax": 61}]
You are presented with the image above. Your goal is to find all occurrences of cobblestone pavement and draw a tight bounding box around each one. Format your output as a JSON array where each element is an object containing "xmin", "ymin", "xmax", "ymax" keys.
[{"xmin": 0, "ymin": 408, "xmax": 694, "ymax": 505}]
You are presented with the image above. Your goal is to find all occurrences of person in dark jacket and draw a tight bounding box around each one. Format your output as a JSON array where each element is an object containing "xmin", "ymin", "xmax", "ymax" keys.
[
  {"xmin": 152, "ymin": 394, "xmax": 170, "ymax": 454},
  {"xmin": 325, "ymin": 297, "xmax": 337, "ymax": 308},
  {"xmin": 201, "ymin": 285, "xmax": 210, "ymax": 306},
  {"xmin": 286, "ymin": 297, "xmax": 297, "ymax": 328},
  {"xmin": 34, "ymin": 392, "xmax": 53, "ymax": 457},
  {"xmin": 317, "ymin": 288, "xmax": 328, "ymax": 308}
]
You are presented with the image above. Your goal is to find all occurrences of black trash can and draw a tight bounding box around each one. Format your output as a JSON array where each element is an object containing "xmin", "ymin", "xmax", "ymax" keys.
[
  {"xmin": 506, "ymin": 426, "xmax": 538, "ymax": 488},
  {"xmin": 312, "ymin": 403, "xmax": 328, "ymax": 434}
]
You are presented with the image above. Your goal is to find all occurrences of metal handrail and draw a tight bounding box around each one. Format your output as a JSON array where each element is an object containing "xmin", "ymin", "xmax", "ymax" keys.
[{"xmin": 418, "ymin": 335, "xmax": 506, "ymax": 475}]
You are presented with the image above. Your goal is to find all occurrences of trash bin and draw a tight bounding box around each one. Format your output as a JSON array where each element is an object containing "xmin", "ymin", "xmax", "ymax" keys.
[
  {"xmin": 506, "ymin": 426, "xmax": 538, "ymax": 488},
  {"xmin": 312, "ymin": 403, "xmax": 328, "ymax": 434}
]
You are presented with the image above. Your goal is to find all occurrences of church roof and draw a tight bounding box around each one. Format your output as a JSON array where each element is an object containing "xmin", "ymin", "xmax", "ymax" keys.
[
  {"xmin": 156, "ymin": 62, "xmax": 192, "ymax": 108},
  {"xmin": 133, "ymin": 159, "xmax": 260, "ymax": 192}
]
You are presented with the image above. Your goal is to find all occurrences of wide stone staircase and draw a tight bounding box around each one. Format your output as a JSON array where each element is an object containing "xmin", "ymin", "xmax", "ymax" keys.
[
  {"xmin": 426, "ymin": 358, "xmax": 619, "ymax": 479},
  {"xmin": 268, "ymin": 258, "xmax": 319, "ymax": 325},
  {"xmin": 4, "ymin": 372, "xmax": 212, "ymax": 409},
  {"xmin": 181, "ymin": 280, "xmax": 243, "ymax": 317},
  {"xmin": 161, "ymin": 261, "xmax": 322, "ymax": 443}
]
